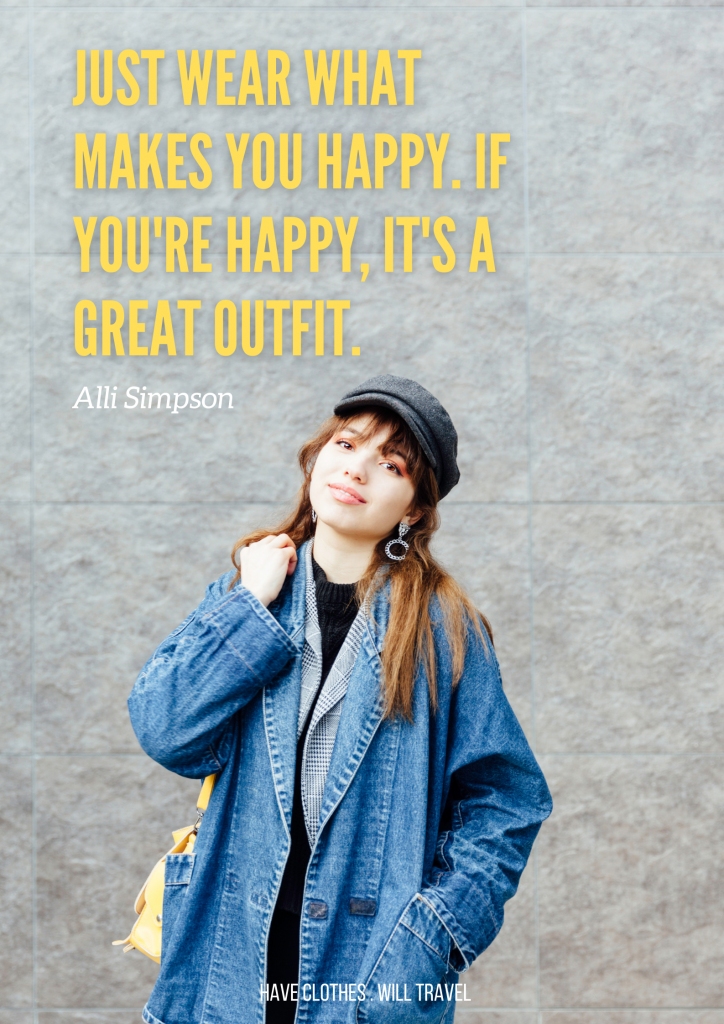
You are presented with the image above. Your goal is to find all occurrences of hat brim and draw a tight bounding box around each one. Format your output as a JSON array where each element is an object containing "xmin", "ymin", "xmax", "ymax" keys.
[{"xmin": 333, "ymin": 392, "xmax": 440, "ymax": 474}]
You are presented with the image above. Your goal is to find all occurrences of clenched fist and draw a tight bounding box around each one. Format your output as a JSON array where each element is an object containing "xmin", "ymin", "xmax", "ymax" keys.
[{"xmin": 239, "ymin": 534, "xmax": 298, "ymax": 608}]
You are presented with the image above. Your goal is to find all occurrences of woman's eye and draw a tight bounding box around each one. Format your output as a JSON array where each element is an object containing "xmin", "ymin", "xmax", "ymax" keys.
[
  {"xmin": 382, "ymin": 461, "xmax": 402, "ymax": 475},
  {"xmin": 337, "ymin": 439, "xmax": 353, "ymax": 450}
]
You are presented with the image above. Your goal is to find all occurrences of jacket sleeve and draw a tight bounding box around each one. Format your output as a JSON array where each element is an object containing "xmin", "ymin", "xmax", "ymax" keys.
[
  {"xmin": 420, "ymin": 619, "xmax": 553, "ymax": 972},
  {"xmin": 127, "ymin": 570, "xmax": 299, "ymax": 778}
]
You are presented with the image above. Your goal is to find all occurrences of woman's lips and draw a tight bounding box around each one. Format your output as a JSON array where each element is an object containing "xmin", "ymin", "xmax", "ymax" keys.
[{"xmin": 328, "ymin": 483, "xmax": 366, "ymax": 504}]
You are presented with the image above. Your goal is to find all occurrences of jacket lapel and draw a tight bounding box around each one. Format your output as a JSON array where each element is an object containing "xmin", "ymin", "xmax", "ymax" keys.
[
  {"xmin": 261, "ymin": 541, "xmax": 308, "ymax": 830},
  {"xmin": 262, "ymin": 545, "xmax": 394, "ymax": 839},
  {"xmin": 316, "ymin": 580, "xmax": 393, "ymax": 836},
  {"xmin": 305, "ymin": 603, "xmax": 366, "ymax": 738}
]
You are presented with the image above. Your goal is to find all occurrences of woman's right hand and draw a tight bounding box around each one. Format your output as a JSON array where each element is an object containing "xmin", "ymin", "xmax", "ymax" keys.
[{"xmin": 239, "ymin": 534, "xmax": 298, "ymax": 608}]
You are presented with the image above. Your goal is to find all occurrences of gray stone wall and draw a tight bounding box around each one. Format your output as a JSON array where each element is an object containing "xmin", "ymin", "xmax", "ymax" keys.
[{"xmin": 1, "ymin": 3, "xmax": 723, "ymax": 1023}]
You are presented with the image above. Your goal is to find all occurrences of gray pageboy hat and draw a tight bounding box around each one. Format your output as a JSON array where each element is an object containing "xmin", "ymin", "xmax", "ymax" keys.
[{"xmin": 333, "ymin": 375, "xmax": 460, "ymax": 499}]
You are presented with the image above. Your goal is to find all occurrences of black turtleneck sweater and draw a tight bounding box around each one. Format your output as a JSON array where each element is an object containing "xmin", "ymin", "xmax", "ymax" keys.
[{"xmin": 275, "ymin": 555, "xmax": 360, "ymax": 915}]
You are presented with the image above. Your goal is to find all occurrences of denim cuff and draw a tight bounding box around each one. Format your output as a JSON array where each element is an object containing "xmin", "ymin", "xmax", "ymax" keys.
[{"xmin": 202, "ymin": 585, "xmax": 298, "ymax": 683}]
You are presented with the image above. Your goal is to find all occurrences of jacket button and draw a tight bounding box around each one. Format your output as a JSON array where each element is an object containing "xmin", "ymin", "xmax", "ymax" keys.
[
  {"xmin": 349, "ymin": 898, "xmax": 376, "ymax": 916},
  {"xmin": 308, "ymin": 900, "xmax": 328, "ymax": 919}
]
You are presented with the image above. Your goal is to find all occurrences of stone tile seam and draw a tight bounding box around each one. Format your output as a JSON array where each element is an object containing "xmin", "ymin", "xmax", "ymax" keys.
[
  {"xmin": 2, "ymin": 1007, "xmax": 724, "ymax": 1013},
  {"xmin": 531, "ymin": 751, "xmax": 724, "ymax": 757},
  {"xmin": 8, "ymin": 4, "xmax": 531, "ymax": 13},
  {"xmin": 6, "ymin": 751, "xmax": 724, "ymax": 757},
  {"xmin": 521, "ymin": 8, "xmax": 542, "ymax": 1024},
  {"xmin": 4, "ymin": 500, "xmax": 724, "ymax": 506},
  {"xmin": 21, "ymin": 4, "xmax": 528, "ymax": 9},
  {"xmin": 9, "ymin": 251, "xmax": 724, "ymax": 258},
  {"xmin": 523, "ymin": 3, "xmax": 724, "ymax": 6},
  {"xmin": 27, "ymin": 0, "xmax": 39, "ymax": 1018},
  {"xmin": 11, "ymin": 3, "xmax": 724, "ymax": 8}
]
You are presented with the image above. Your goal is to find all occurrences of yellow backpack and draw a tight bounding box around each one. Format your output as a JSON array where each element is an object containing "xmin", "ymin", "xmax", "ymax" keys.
[{"xmin": 113, "ymin": 774, "xmax": 217, "ymax": 963}]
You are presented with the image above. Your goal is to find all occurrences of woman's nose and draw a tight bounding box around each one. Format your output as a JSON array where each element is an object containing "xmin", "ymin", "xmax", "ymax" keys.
[{"xmin": 344, "ymin": 454, "xmax": 368, "ymax": 482}]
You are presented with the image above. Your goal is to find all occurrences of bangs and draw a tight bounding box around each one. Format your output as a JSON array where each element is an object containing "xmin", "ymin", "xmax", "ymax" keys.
[{"xmin": 333, "ymin": 406, "xmax": 428, "ymax": 484}]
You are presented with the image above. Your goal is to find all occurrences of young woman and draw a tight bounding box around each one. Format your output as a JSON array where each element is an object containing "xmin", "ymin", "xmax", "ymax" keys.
[{"xmin": 127, "ymin": 374, "xmax": 552, "ymax": 1024}]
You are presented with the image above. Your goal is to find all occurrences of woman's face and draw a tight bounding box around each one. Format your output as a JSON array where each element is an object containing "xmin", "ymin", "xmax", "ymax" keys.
[{"xmin": 309, "ymin": 413, "xmax": 422, "ymax": 544}]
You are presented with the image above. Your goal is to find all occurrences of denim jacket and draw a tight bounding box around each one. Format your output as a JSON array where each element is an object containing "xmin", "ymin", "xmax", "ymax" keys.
[{"xmin": 127, "ymin": 539, "xmax": 552, "ymax": 1024}]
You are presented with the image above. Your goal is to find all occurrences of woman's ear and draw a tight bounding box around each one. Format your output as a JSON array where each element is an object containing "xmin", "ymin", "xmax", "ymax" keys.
[{"xmin": 402, "ymin": 509, "xmax": 423, "ymax": 527}]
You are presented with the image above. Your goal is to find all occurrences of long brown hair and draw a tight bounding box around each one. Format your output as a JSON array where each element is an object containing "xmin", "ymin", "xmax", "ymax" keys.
[{"xmin": 229, "ymin": 406, "xmax": 493, "ymax": 724}]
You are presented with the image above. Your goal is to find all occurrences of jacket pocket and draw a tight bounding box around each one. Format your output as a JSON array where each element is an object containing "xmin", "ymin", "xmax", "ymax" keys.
[
  {"xmin": 356, "ymin": 894, "xmax": 458, "ymax": 1024},
  {"xmin": 160, "ymin": 852, "xmax": 195, "ymax": 960}
]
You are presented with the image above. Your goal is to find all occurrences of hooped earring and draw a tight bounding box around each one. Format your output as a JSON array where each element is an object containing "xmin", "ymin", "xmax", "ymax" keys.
[
  {"xmin": 311, "ymin": 508, "xmax": 317, "ymax": 523},
  {"xmin": 385, "ymin": 522, "xmax": 410, "ymax": 561}
]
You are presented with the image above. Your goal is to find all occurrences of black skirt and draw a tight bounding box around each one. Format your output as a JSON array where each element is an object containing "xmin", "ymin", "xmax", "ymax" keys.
[{"xmin": 265, "ymin": 905, "xmax": 301, "ymax": 1024}]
